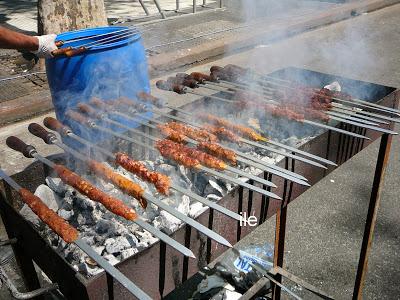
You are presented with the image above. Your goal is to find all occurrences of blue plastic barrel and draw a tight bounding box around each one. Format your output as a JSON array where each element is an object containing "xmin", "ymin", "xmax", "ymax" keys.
[{"xmin": 46, "ymin": 26, "xmax": 152, "ymax": 142}]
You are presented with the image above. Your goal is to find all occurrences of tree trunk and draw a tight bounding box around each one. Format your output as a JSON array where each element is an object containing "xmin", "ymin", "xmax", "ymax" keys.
[{"xmin": 38, "ymin": 0, "xmax": 108, "ymax": 35}]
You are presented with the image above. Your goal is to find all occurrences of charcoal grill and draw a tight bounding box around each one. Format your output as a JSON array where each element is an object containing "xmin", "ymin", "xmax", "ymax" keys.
[{"xmin": 0, "ymin": 67, "xmax": 397, "ymax": 299}]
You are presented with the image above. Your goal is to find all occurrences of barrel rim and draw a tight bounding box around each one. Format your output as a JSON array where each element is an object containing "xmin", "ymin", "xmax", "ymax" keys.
[{"xmin": 55, "ymin": 26, "xmax": 141, "ymax": 52}]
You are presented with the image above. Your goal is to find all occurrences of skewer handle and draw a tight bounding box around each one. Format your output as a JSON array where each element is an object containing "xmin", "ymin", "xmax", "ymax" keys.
[
  {"xmin": 6, "ymin": 136, "xmax": 36, "ymax": 158},
  {"xmin": 43, "ymin": 117, "xmax": 72, "ymax": 136},
  {"xmin": 65, "ymin": 110, "xmax": 93, "ymax": 126},
  {"xmin": 77, "ymin": 103, "xmax": 100, "ymax": 118},
  {"xmin": 51, "ymin": 47, "xmax": 73, "ymax": 57},
  {"xmin": 55, "ymin": 40, "xmax": 64, "ymax": 47},
  {"xmin": 136, "ymin": 91, "xmax": 165, "ymax": 108},
  {"xmin": 65, "ymin": 46, "xmax": 86, "ymax": 57},
  {"xmin": 28, "ymin": 123, "xmax": 56, "ymax": 144}
]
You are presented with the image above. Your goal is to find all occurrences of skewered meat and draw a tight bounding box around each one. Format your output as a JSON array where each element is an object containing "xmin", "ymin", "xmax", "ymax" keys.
[
  {"xmin": 155, "ymin": 139, "xmax": 227, "ymax": 170},
  {"xmin": 165, "ymin": 122, "xmax": 218, "ymax": 143},
  {"xmin": 136, "ymin": 91, "xmax": 165, "ymax": 108},
  {"xmin": 156, "ymin": 80, "xmax": 186, "ymax": 94},
  {"xmin": 115, "ymin": 153, "xmax": 171, "ymax": 195},
  {"xmin": 53, "ymin": 164, "xmax": 137, "ymax": 220},
  {"xmin": 157, "ymin": 124, "xmax": 188, "ymax": 144},
  {"xmin": 203, "ymin": 124, "xmax": 242, "ymax": 144},
  {"xmin": 155, "ymin": 139, "xmax": 200, "ymax": 169},
  {"xmin": 197, "ymin": 142, "xmax": 237, "ymax": 165},
  {"xmin": 20, "ymin": 188, "xmax": 78, "ymax": 243},
  {"xmin": 198, "ymin": 113, "xmax": 266, "ymax": 141},
  {"xmin": 168, "ymin": 77, "xmax": 199, "ymax": 89},
  {"xmin": 86, "ymin": 160, "xmax": 147, "ymax": 209}
]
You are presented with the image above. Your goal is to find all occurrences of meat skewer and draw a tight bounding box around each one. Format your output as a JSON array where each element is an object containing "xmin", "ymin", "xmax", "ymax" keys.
[
  {"xmin": 6, "ymin": 136, "xmax": 199, "ymax": 256},
  {"xmin": 41, "ymin": 117, "xmax": 241, "ymax": 221},
  {"xmin": 67, "ymin": 109, "xmax": 281, "ymax": 201},
  {"xmin": 111, "ymin": 115, "xmax": 309, "ymax": 187},
  {"xmin": 233, "ymin": 97, "xmax": 397, "ymax": 135},
  {"xmin": 125, "ymin": 94, "xmax": 336, "ymax": 169},
  {"xmin": 92, "ymin": 101, "xmax": 309, "ymax": 186},
  {"xmin": 77, "ymin": 104, "xmax": 280, "ymax": 189},
  {"xmin": 90, "ymin": 98, "xmax": 307, "ymax": 182},
  {"xmin": 0, "ymin": 169, "xmax": 153, "ymax": 300},
  {"xmin": 213, "ymin": 64, "xmax": 400, "ymax": 116},
  {"xmin": 24, "ymin": 130, "xmax": 231, "ymax": 248},
  {"xmin": 78, "ymin": 104, "xmax": 288, "ymax": 190}
]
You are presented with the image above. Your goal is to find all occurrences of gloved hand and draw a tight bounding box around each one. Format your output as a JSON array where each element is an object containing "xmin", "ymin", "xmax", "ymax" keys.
[{"xmin": 33, "ymin": 34, "xmax": 58, "ymax": 58}]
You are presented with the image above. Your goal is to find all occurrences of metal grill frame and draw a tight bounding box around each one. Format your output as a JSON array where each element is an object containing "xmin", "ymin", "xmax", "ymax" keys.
[{"xmin": 0, "ymin": 68, "xmax": 397, "ymax": 299}]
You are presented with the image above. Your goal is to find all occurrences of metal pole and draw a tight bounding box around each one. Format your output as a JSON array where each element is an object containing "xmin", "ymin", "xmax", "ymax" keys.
[
  {"xmin": 353, "ymin": 133, "xmax": 393, "ymax": 299},
  {"xmin": 193, "ymin": 0, "xmax": 197, "ymax": 13},
  {"xmin": 153, "ymin": 0, "xmax": 166, "ymax": 19},
  {"xmin": 220, "ymin": 0, "xmax": 223, "ymax": 8},
  {"xmin": 202, "ymin": 0, "xmax": 206, "ymax": 7},
  {"xmin": 272, "ymin": 158, "xmax": 290, "ymax": 300},
  {"xmin": 176, "ymin": 0, "xmax": 180, "ymax": 11},
  {"xmin": 137, "ymin": 0, "xmax": 150, "ymax": 15}
]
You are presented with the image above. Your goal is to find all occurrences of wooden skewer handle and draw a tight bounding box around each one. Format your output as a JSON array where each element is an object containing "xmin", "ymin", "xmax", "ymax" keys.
[
  {"xmin": 28, "ymin": 123, "xmax": 56, "ymax": 144},
  {"xmin": 6, "ymin": 136, "xmax": 36, "ymax": 158},
  {"xmin": 65, "ymin": 110, "xmax": 93, "ymax": 125},
  {"xmin": 51, "ymin": 47, "xmax": 73, "ymax": 57},
  {"xmin": 43, "ymin": 117, "xmax": 72, "ymax": 136},
  {"xmin": 55, "ymin": 41, "xmax": 64, "ymax": 47},
  {"xmin": 65, "ymin": 46, "xmax": 86, "ymax": 57},
  {"xmin": 77, "ymin": 103, "xmax": 100, "ymax": 118}
]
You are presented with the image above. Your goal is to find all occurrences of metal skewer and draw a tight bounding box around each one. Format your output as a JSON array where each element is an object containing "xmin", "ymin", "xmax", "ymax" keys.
[
  {"xmin": 9, "ymin": 133, "xmax": 197, "ymax": 258},
  {"xmin": 100, "ymin": 98, "xmax": 311, "ymax": 180},
  {"xmin": 149, "ymin": 102, "xmax": 331, "ymax": 169},
  {"xmin": 40, "ymin": 118, "xmax": 242, "ymax": 221},
  {"xmin": 67, "ymin": 110, "xmax": 282, "ymax": 201},
  {"xmin": 187, "ymin": 76, "xmax": 390, "ymax": 127},
  {"xmin": 100, "ymin": 105, "xmax": 310, "ymax": 187},
  {"xmin": 156, "ymin": 80, "xmax": 370, "ymax": 142},
  {"xmin": 0, "ymin": 168, "xmax": 152, "ymax": 300},
  {"xmin": 331, "ymin": 103, "xmax": 400, "ymax": 124},
  {"xmin": 78, "ymin": 103, "xmax": 277, "ymax": 189},
  {"xmin": 216, "ymin": 64, "xmax": 400, "ymax": 116},
  {"xmin": 186, "ymin": 77, "xmax": 394, "ymax": 134}
]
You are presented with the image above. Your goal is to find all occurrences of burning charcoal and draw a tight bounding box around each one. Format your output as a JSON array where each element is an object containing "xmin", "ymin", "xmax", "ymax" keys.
[
  {"xmin": 209, "ymin": 180, "xmax": 224, "ymax": 196},
  {"xmin": 135, "ymin": 230, "xmax": 158, "ymax": 248},
  {"xmin": 179, "ymin": 165, "xmax": 192, "ymax": 187},
  {"xmin": 81, "ymin": 235, "xmax": 96, "ymax": 246},
  {"xmin": 76, "ymin": 196, "xmax": 96, "ymax": 211},
  {"xmin": 155, "ymin": 163, "xmax": 175, "ymax": 175},
  {"xmin": 77, "ymin": 262, "xmax": 103, "ymax": 277},
  {"xmin": 177, "ymin": 195, "xmax": 190, "ymax": 215},
  {"xmin": 121, "ymin": 248, "xmax": 138, "ymax": 260},
  {"xmin": 124, "ymin": 234, "xmax": 138, "ymax": 247},
  {"xmin": 104, "ymin": 254, "xmax": 120, "ymax": 266},
  {"xmin": 206, "ymin": 194, "xmax": 221, "ymax": 201},
  {"xmin": 95, "ymin": 219, "xmax": 115, "ymax": 235},
  {"xmin": 45, "ymin": 176, "xmax": 67, "ymax": 195},
  {"xmin": 104, "ymin": 236, "xmax": 131, "ymax": 254},
  {"xmin": 92, "ymin": 246, "xmax": 105, "ymax": 255},
  {"xmin": 58, "ymin": 208, "xmax": 74, "ymax": 220},
  {"xmin": 189, "ymin": 202, "xmax": 207, "ymax": 218},
  {"xmin": 281, "ymin": 136, "xmax": 298, "ymax": 147},
  {"xmin": 154, "ymin": 211, "xmax": 182, "ymax": 234}
]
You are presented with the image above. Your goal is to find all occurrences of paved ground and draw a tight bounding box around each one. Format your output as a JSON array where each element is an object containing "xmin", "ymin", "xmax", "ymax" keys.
[{"xmin": 0, "ymin": 2, "xmax": 400, "ymax": 300}]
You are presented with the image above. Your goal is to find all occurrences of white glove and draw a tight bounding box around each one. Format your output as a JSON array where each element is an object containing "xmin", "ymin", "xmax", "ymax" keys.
[{"xmin": 33, "ymin": 34, "xmax": 58, "ymax": 58}]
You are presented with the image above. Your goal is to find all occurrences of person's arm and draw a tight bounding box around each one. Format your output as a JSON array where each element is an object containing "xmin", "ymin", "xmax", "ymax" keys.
[
  {"xmin": 0, "ymin": 26, "xmax": 38, "ymax": 51},
  {"xmin": 0, "ymin": 26, "xmax": 57, "ymax": 58}
]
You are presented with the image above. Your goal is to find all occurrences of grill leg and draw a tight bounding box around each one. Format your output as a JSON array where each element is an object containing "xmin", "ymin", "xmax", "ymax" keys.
[
  {"xmin": 353, "ymin": 133, "xmax": 393, "ymax": 299},
  {"xmin": 0, "ymin": 188, "xmax": 43, "ymax": 297},
  {"xmin": 272, "ymin": 158, "xmax": 290, "ymax": 300}
]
